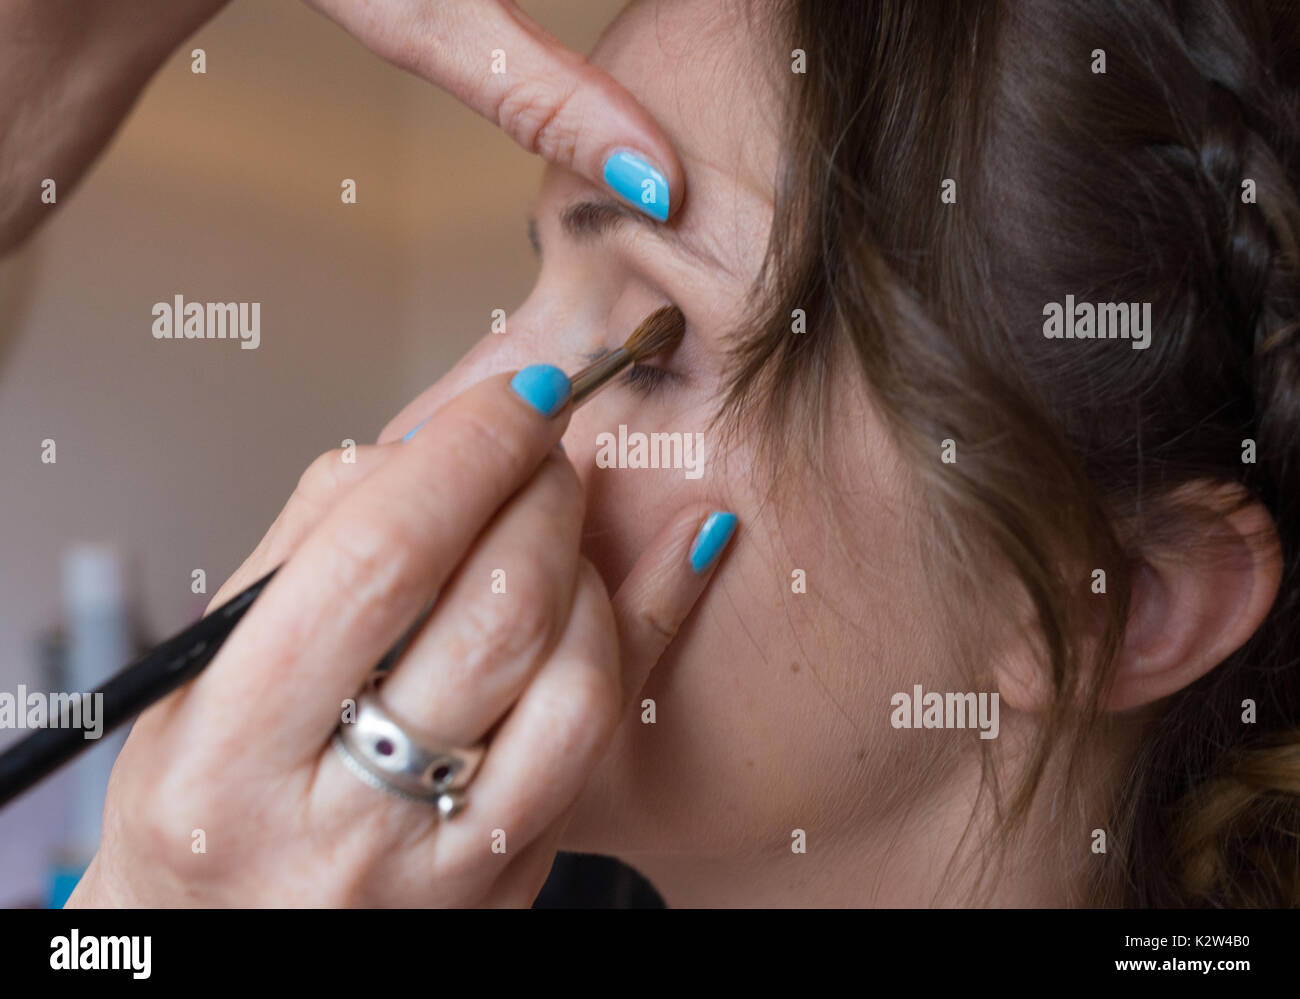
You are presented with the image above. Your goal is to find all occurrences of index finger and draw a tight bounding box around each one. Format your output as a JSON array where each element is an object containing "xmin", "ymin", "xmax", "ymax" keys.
[
  {"xmin": 187, "ymin": 365, "xmax": 574, "ymax": 765},
  {"xmin": 305, "ymin": 0, "xmax": 683, "ymax": 221}
]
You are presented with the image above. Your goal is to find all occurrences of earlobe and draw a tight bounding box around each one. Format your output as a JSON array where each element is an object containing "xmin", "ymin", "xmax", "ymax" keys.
[{"xmin": 1104, "ymin": 485, "xmax": 1282, "ymax": 712}]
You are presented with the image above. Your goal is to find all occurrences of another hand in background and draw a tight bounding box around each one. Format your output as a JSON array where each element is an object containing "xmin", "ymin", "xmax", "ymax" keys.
[{"xmin": 0, "ymin": 0, "xmax": 682, "ymax": 258}]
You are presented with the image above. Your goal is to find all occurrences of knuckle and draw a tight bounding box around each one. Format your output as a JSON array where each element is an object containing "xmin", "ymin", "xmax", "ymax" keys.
[
  {"xmin": 132, "ymin": 787, "xmax": 172, "ymax": 856},
  {"xmin": 295, "ymin": 449, "xmax": 347, "ymax": 504},
  {"xmin": 545, "ymin": 666, "xmax": 622, "ymax": 757},
  {"xmin": 502, "ymin": 573, "xmax": 557, "ymax": 654},
  {"xmin": 325, "ymin": 523, "xmax": 388, "ymax": 591},
  {"xmin": 321, "ymin": 518, "xmax": 419, "ymax": 625},
  {"xmin": 494, "ymin": 78, "xmax": 580, "ymax": 161},
  {"xmin": 636, "ymin": 602, "xmax": 679, "ymax": 649},
  {"xmin": 135, "ymin": 773, "xmax": 207, "ymax": 876},
  {"xmin": 465, "ymin": 571, "xmax": 557, "ymax": 671}
]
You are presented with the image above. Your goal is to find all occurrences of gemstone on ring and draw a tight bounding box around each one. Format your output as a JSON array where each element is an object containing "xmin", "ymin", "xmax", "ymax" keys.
[
  {"xmin": 430, "ymin": 763, "xmax": 454, "ymax": 784},
  {"xmin": 332, "ymin": 680, "xmax": 486, "ymax": 813}
]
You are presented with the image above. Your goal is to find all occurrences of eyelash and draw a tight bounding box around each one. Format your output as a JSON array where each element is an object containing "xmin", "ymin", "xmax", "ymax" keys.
[{"xmin": 622, "ymin": 362, "xmax": 678, "ymax": 395}]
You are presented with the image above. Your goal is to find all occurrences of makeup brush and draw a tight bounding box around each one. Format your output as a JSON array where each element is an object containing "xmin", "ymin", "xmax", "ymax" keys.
[
  {"xmin": 0, "ymin": 306, "xmax": 687, "ymax": 808},
  {"xmin": 570, "ymin": 304, "xmax": 684, "ymax": 405}
]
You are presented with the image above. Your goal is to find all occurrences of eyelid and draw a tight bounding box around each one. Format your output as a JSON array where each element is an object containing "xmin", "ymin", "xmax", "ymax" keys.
[{"xmin": 622, "ymin": 362, "xmax": 679, "ymax": 394}]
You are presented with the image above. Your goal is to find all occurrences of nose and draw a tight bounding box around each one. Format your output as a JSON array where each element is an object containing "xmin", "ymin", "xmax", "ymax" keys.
[{"xmin": 381, "ymin": 314, "xmax": 594, "ymax": 443}]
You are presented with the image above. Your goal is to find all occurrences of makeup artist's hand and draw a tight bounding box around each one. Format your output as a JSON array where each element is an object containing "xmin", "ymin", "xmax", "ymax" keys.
[
  {"xmin": 298, "ymin": 0, "xmax": 683, "ymax": 220},
  {"xmin": 68, "ymin": 367, "xmax": 732, "ymax": 907}
]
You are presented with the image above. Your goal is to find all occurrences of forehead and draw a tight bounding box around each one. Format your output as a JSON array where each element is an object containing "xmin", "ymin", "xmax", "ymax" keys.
[{"xmin": 583, "ymin": 0, "xmax": 783, "ymax": 269}]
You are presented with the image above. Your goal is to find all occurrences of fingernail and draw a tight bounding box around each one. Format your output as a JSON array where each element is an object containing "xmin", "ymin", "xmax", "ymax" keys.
[
  {"xmin": 401, "ymin": 417, "xmax": 429, "ymax": 442},
  {"xmin": 510, "ymin": 364, "xmax": 572, "ymax": 417},
  {"xmin": 689, "ymin": 511, "xmax": 738, "ymax": 574},
  {"xmin": 603, "ymin": 149, "xmax": 670, "ymax": 222}
]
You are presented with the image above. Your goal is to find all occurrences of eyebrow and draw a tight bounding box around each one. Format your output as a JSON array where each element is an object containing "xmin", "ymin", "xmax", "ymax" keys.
[
  {"xmin": 560, "ymin": 199, "xmax": 659, "ymax": 242},
  {"xmin": 532, "ymin": 197, "xmax": 723, "ymax": 271}
]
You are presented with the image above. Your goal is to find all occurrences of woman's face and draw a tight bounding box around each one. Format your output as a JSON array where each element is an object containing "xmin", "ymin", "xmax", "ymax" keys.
[{"xmin": 384, "ymin": 0, "xmax": 968, "ymax": 903}]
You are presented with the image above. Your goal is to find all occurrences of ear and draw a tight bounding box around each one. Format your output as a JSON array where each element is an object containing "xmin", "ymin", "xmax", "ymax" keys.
[
  {"xmin": 992, "ymin": 482, "xmax": 1282, "ymax": 714},
  {"xmin": 1104, "ymin": 482, "xmax": 1281, "ymax": 712}
]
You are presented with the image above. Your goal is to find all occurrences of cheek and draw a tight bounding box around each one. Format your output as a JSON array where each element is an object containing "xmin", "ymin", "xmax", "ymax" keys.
[
  {"xmin": 568, "ymin": 404, "xmax": 706, "ymax": 594},
  {"xmin": 564, "ymin": 377, "xmax": 730, "ymax": 594},
  {"xmin": 573, "ymin": 459, "xmax": 682, "ymax": 594}
]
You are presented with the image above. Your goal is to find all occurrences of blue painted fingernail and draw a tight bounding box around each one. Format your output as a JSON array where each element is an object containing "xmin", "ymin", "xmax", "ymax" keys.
[
  {"xmin": 510, "ymin": 364, "xmax": 571, "ymax": 417},
  {"xmin": 401, "ymin": 417, "xmax": 429, "ymax": 442},
  {"xmin": 689, "ymin": 511, "xmax": 738, "ymax": 574},
  {"xmin": 603, "ymin": 149, "xmax": 669, "ymax": 222}
]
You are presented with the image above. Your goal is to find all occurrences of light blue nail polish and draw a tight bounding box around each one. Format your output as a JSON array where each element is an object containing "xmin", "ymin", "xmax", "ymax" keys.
[
  {"xmin": 603, "ymin": 149, "xmax": 670, "ymax": 222},
  {"xmin": 401, "ymin": 417, "xmax": 429, "ymax": 442},
  {"xmin": 510, "ymin": 364, "xmax": 571, "ymax": 417},
  {"xmin": 689, "ymin": 511, "xmax": 738, "ymax": 574}
]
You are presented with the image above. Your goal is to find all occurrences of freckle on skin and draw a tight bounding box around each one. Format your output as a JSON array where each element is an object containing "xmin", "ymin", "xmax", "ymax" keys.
[{"xmin": 790, "ymin": 662, "xmax": 800, "ymax": 673}]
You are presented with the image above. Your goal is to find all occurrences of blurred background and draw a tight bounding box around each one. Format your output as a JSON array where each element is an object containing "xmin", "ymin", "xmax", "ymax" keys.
[{"xmin": 0, "ymin": 0, "xmax": 659, "ymax": 907}]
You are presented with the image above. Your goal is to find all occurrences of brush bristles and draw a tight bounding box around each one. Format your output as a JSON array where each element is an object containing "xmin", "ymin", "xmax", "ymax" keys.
[
  {"xmin": 568, "ymin": 305, "xmax": 686, "ymax": 408},
  {"xmin": 623, "ymin": 305, "xmax": 685, "ymax": 362}
]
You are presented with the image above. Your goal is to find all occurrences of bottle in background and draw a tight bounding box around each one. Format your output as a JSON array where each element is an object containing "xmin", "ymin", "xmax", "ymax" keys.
[{"xmin": 46, "ymin": 544, "xmax": 136, "ymax": 908}]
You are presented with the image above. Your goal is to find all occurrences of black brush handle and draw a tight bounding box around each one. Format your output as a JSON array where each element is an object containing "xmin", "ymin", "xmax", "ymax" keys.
[{"xmin": 0, "ymin": 567, "xmax": 278, "ymax": 809}]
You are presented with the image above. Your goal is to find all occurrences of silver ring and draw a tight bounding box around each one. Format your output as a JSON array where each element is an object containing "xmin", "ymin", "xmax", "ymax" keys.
[{"xmin": 332, "ymin": 681, "xmax": 486, "ymax": 817}]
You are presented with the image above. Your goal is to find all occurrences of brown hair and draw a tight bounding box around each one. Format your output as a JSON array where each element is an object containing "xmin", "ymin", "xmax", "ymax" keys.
[{"xmin": 722, "ymin": 0, "xmax": 1300, "ymax": 905}]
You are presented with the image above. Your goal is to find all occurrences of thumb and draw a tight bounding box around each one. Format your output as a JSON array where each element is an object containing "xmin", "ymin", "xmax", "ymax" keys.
[
  {"xmin": 612, "ymin": 507, "xmax": 739, "ymax": 709},
  {"xmin": 305, "ymin": 0, "xmax": 683, "ymax": 221}
]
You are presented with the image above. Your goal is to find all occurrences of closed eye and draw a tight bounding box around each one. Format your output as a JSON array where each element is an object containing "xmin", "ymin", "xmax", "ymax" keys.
[
  {"xmin": 578, "ymin": 345, "xmax": 684, "ymax": 396},
  {"xmin": 622, "ymin": 363, "xmax": 678, "ymax": 395}
]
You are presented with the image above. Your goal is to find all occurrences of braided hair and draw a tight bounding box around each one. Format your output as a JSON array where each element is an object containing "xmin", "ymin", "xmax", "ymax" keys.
[{"xmin": 723, "ymin": 0, "xmax": 1300, "ymax": 905}]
